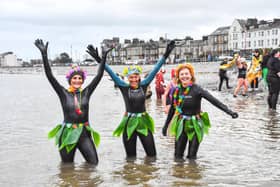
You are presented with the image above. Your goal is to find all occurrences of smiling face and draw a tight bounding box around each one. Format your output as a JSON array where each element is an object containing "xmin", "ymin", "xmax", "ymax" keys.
[
  {"xmin": 70, "ymin": 75, "xmax": 84, "ymax": 89},
  {"xmin": 178, "ymin": 68, "xmax": 192, "ymax": 87},
  {"xmin": 128, "ymin": 73, "xmax": 140, "ymax": 88}
]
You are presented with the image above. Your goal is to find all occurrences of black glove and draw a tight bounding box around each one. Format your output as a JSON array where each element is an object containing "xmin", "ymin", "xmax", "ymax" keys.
[
  {"xmin": 102, "ymin": 47, "xmax": 114, "ymax": 60},
  {"xmin": 162, "ymin": 126, "xmax": 167, "ymax": 136},
  {"xmin": 163, "ymin": 40, "xmax": 176, "ymax": 59},
  {"xmin": 231, "ymin": 112, "xmax": 238, "ymax": 119},
  {"xmin": 34, "ymin": 39, "xmax": 48, "ymax": 55},
  {"xmin": 86, "ymin": 45, "xmax": 102, "ymax": 63}
]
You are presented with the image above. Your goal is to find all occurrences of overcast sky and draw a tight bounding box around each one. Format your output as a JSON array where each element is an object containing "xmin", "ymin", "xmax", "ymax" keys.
[{"xmin": 0, "ymin": 0, "xmax": 279, "ymax": 61}]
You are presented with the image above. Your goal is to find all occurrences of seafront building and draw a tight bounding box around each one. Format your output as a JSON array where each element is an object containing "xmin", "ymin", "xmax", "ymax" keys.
[
  {"xmin": 1, "ymin": 18, "xmax": 280, "ymax": 67},
  {"xmin": 0, "ymin": 52, "xmax": 22, "ymax": 67},
  {"xmin": 101, "ymin": 18, "xmax": 280, "ymax": 64}
]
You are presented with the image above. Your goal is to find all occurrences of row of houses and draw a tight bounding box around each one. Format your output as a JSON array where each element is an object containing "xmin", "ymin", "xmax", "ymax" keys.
[
  {"xmin": 1, "ymin": 18, "xmax": 280, "ymax": 67},
  {"xmin": 102, "ymin": 18, "xmax": 280, "ymax": 64}
]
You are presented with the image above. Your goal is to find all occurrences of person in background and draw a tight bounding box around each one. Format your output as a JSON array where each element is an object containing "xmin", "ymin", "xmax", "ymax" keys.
[
  {"xmin": 247, "ymin": 49, "xmax": 262, "ymax": 91},
  {"xmin": 233, "ymin": 57, "xmax": 248, "ymax": 97},
  {"xmin": 267, "ymin": 49, "xmax": 280, "ymax": 111},
  {"xmin": 155, "ymin": 68, "xmax": 166, "ymax": 99},
  {"xmin": 162, "ymin": 68, "xmax": 177, "ymax": 114},
  {"xmin": 261, "ymin": 48, "xmax": 270, "ymax": 88},
  {"xmin": 218, "ymin": 58, "xmax": 233, "ymax": 91}
]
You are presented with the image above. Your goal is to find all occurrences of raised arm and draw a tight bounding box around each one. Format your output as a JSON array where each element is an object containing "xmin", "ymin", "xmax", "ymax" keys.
[
  {"xmin": 86, "ymin": 45, "xmax": 127, "ymax": 87},
  {"xmin": 199, "ymin": 86, "xmax": 238, "ymax": 118},
  {"xmin": 85, "ymin": 45, "xmax": 113, "ymax": 95},
  {"xmin": 141, "ymin": 40, "xmax": 175, "ymax": 85},
  {"xmin": 34, "ymin": 39, "xmax": 63, "ymax": 95}
]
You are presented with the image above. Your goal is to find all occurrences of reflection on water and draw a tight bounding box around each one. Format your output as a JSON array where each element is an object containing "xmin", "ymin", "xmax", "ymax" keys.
[
  {"xmin": 54, "ymin": 163, "xmax": 103, "ymax": 187},
  {"xmin": 171, "ymin": 160, "xmax": 203, "ymax": 187},
  {"xmin": 113, "ymin": 157, "xmax": 159, "ymax": 186},
  {"xmin": 1, "ymin": 65, "xmax": 280, "ymax": 186}
]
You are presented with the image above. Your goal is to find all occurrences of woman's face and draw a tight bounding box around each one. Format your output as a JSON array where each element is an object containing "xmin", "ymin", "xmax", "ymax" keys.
[
  {"xmin": 128, "ymin": 73, "xmax": 140, "ymax": 88},
  {"xmin": 178, "ymin": 68, "xmax": 192, "ymax": 85},
  {"xmin": 70, "ymin": 75, "xmax": 83, "ymax": 89}
]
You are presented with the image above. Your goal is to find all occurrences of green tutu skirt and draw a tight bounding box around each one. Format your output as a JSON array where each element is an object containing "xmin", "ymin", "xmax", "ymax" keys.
[
  {"xmin": 48, "ymin": 122, "xmax": 100, "ymax": 153},
  {"xmin": 170, "ymin": 112, "xmax": 211, "ymax": 143},
  {"xmin": 113, "ymin": 112, "xmax": 155, "ymax": 140}
]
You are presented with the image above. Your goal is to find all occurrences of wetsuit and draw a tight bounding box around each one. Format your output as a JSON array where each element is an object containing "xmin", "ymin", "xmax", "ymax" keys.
[
  {"xmin": 162, "ymin": 84, "xmax": 236, "ymax": 159},
  {"xmin": 105, "ymin": 57, "xmax": 166, "ymax": 157},
  {"xmin": 218, "ymin": 61, "xmax": 231, "ymax": 91},
  {"xmin": 267, "ymin": 56, "xmax": 280, "ymax": 110},
  {"xmin": 41, "ymin": 53, "xmax": 105, "ymax": 164}
]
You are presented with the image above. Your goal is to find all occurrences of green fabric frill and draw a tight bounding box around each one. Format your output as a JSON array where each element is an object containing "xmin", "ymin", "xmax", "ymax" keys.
[
  {"xmin": 48, "ymin": 122, "xmax": 100, "ymax": 153},
  {"xmin": 113, "ymin": 112, "xmax": 155, "ymax": 140},
  {"xmin": 170, "ymin": 112, "xmax": 211, "ymax": 143}
]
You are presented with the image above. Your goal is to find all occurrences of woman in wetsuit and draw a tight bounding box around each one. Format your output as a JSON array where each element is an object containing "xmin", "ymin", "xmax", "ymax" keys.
[
  {"xmin": 267, "ymin": 49, "xmax": 280, "ymax": 110},
  {"xmin": 162, "ymin": 63, "xmax": 238, "ymax": 159},
  {"xmin": 233, "ymin": 57, "xmax": 248, "ymax": 97},
  {"xmin": 34, "ymin": 39, "xmax": 111, "ymax": 164},
  {"xmin": 87, "ymin": 41, "xmax": 175, "ymax": 158}
]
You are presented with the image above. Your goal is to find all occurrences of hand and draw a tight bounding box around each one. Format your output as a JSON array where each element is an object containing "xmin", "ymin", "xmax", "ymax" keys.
[
  {"xmin": 163, "ymin": 40, "xmax": 176, "ymax": 59},
  {"xmin": 86, "ymin": 45, "xmax": 102, "ymax": 63},
  {"xmin": 231, "ymin": 112, "xmax": 238, "ymax": 119},
  {"xmin": 34, "ymin": 39, "xmax": 48, "ymax": 55},
  {"xmin": 102, "ymin": 47, "xmax": 114, "ymax": 59},
  {"xmin": 162, "ymin": 127, "xmax": 167, "ymax": 136}
]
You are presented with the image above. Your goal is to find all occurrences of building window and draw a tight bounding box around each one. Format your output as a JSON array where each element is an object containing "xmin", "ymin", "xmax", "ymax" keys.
[
  {"xmin": 267, "ymin": 39, "xmax": 270, "ymax": 46},
  {"xmin": 272, "ymin": 39, "xmax": 274, "ymax": 45},
  {"xmin": 248, "ymin": 33, "xmax": 251, "ymax": 38},
  {"xmin": 267, "ymin": 30, "xmax": 270, "ymax": 36},
  {"xmin": 248, "ymin": 41, "xmax": 251, "ymax": 47},
  {"xmin": 233, "ymin": 27, "xmax": 236, "ymax": 32},
  {"xmin": 276, "ymin": 29, "xmax": 278, "ymax": 35},
  {"xmin": 276, "ymin": 39, "xmax": 278, "ymax": 45},
  {"xmin": 254, "ymin": 41, "xmax": 256, "ymax": 47}
]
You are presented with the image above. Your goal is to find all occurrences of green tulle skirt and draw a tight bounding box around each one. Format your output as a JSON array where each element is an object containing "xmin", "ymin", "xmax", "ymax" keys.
[
  {"xmin": 48, "ymin": 122, "xmax": 100, "ymax": 153},
  {"xmin": 170, "ymin": 112, "xmax": 211, "ymax": 143},
  {"xmin": 113, "ymin": 112, "xmax": 155, "ymax": 140}
]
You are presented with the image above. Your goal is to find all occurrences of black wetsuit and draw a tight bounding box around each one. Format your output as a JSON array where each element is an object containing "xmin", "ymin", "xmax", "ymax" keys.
[
  {"xmin": 105, "ymin": 58, "xmax": 166, "ymax": 157},
  {"xmin": 218, "ymin": 61, "xmax": 231, "ymax": 91},
  {"xmin": 41, "ymin": 54, "xmax": 105, "ymax": 164},
  {"xmin": 267, "ymin": 56, "xmax": 280, "ymax": 110},
  {"xmin": 163, "ymin": 84, "xmax": 235, "ymax": 159},
  {"xmin": 121, "ymin": 86, "xmax": 156, "ymax": 157}
]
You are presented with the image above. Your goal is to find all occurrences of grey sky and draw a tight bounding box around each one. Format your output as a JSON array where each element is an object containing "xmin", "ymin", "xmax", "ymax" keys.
[{"xmin": 0, "ymin": 0, "xmax": 279, "ymax": 61}]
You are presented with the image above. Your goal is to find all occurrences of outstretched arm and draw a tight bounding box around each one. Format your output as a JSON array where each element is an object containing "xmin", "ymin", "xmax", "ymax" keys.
[
  {"xmin": 34, "ymin": 39, "xmax": 63, "ymax": 95},
  {"xmin": 199, "ymin": 86, "xmax": 238, "ymax": 118},
  {"xmin": 85, "ymin": 45, "xmax": 113, "ymax": 95},
  {"xmin": 141, "ymin": 40, "xmax": 175, "ymax": 85},
  {"xmin": 162, "ymin": 102, "xmax": 175, "ymax": 136},
  {"xmin": 86, "ymin": 45, "xmax": 127, "ymax": 87}
]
